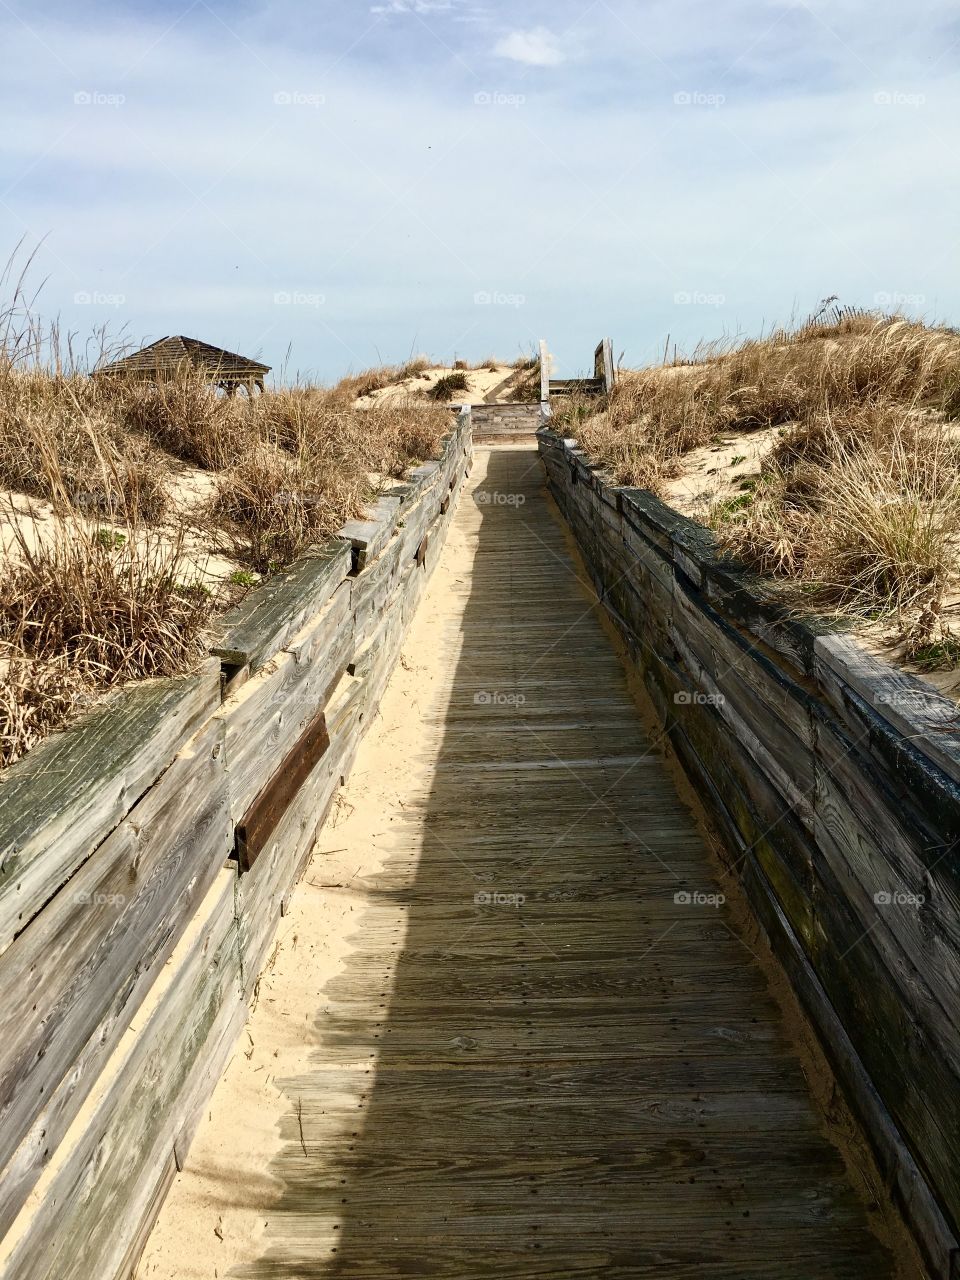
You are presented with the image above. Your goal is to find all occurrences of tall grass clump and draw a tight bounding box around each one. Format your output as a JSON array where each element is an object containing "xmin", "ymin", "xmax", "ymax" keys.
[
  {"xmin": 712, "ymin": 407, "xmax": 960, "ymax": 620},
  {"xmin": 0, "ymin": 246, "xmax": 457, "ymax": 762},
  {"xmin": 207, "ymin": 391, "xmax": 449, "ymax": 572},
  {"xmin": 554, "ymin": 313, "xmax": 960, "ymax": 638}
]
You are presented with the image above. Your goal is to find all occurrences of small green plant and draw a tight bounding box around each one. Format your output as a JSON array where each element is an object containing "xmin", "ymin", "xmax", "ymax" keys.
[
  {"xmin": 229, "ymin": 569, "xmax": 257, "ymax": 588},
  {"xmin": 710, "ymin": 493, "xmax": 753, "ymax": 523},
  {"xmin": 176, "ymin": 580, "xmax": 212, "ymax": 601},
  {"xmin": 95, "ymin": 528, "xmax": 126, "ymax": 550},
  {"xmin": 910, "ymin": 638, "xmax": 960, "ymax": 671},
  {"xmin": 730, "ymin": 455, "xmax": 747, "ymax": 466}
]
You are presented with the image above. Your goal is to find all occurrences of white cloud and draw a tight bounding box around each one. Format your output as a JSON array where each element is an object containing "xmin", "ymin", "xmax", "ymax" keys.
[
  {"xmin": 1, "ymin": 2, "xmax": 958, "ymax": 380},
  {"xmin": 493, "ymin": 26, "xmax": 565, "ymax": 66}
]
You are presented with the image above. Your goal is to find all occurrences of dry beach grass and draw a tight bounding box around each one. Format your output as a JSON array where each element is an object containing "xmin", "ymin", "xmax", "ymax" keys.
[
  {"xmin": 553, "ymin": 315, "xmax": 960, "ymax": 663},
  {"xmin": 0, "ymin": 311, "xmax": 451, "ymax": 767}
]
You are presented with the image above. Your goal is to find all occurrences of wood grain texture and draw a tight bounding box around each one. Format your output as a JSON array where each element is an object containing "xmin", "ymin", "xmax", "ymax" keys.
[
  {"xmin": 0, "ymin": 868, "xmax": 243, "ymax": 1280},
  {"xmin": 541, "ymin": 428, "xmax": 958, "ymax": 1277},
  {"xmin": 236, "ymin": 707, "xmax": 331, "ymax": 871},
  {"xmin": 211, "ymin": 542, "xmax": 352, "ymax": 672},
  {"xmin": 0, "ymin": 660, "xmax": 220, "ymax": 954},
  {"xmin": 233, "ymin": 446, "xmax": 895, "ymax": 1280},
  {"xmin": 0, "ymin": 715, "xmax": 230, "ymax": 1237}
]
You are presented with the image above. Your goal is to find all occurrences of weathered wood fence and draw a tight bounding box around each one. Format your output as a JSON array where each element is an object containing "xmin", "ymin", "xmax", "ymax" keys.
[
  {"xmin": 539, "ymin": 427, "xmax": 960, "ymax": 1280},
  {"xmin": 0, "ymin": 411, "xmax": 472, "ymax": 1280}
]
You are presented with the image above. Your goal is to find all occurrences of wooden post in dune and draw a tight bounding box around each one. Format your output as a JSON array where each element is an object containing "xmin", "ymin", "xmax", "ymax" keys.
[{"xmin": 538, "ymin": 338, "xmax": 550, "ymax": 420}]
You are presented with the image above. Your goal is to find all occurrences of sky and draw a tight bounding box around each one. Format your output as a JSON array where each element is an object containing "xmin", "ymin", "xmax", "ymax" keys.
[{"xmin": 1, "ymin": 0, "xmax": 958, "ymax": 382}]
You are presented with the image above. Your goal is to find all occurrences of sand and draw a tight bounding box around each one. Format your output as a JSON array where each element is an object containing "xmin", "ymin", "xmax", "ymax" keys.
[
  {"xmin": 661, "ymin": 424, "xmax": 781, "ymax": 518},
  {"xmin": 357, "ymin": 363, "xmax": 524, "ymax": 408},
  {"xmin": 133, "ymin": 446, "xmax": 480, "ymax": 1279}
]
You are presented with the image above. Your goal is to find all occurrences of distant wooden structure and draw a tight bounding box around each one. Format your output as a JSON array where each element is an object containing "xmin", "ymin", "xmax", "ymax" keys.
[
  {"xmin": 539, "ymin": 337, "xmax": 614, "ymax": 402},
  {"xmin": 96, "ymin": 336, "xmax": 270, "ymax": 395}
]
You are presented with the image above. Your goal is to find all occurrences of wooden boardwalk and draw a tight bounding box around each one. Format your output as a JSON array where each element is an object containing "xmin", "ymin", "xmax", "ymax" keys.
[{"xmin": 236, "ymin": 446, "xmax": 896, "ymax": 1279}]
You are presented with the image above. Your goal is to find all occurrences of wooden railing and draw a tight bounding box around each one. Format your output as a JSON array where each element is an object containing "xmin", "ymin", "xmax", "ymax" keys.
[{"xmin": 0, "ymin": 414, "xmax": 473, "ymax": 1280}]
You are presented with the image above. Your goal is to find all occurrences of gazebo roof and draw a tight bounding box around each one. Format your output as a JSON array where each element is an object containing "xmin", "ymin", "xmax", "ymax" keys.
[{"xmin": 96, "ymin": 335, "xmax": 270, "ymax": 381}]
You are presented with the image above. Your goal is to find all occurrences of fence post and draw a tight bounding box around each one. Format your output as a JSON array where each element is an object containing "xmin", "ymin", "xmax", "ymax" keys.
[{"xmin": 538, "ymin": 339, "xmax": 551, "ymax": 422}]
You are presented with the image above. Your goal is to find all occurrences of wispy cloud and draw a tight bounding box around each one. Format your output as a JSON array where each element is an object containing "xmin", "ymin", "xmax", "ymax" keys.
[
  {"xmin": 370, "ymin": 0, "xmax": 457, "ymax": 15},
  {"xmin": 493, "ymin": 26, "xmax": 565, "ymax": 67},
  {"xmin": 0, "ymin": 0, "xmax": 957, "ymax": 380}
]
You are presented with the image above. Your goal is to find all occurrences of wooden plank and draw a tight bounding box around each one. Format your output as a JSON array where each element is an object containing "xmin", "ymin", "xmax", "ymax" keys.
[
  {"xmin": 0, "ymin": 869, "xmax": 243, "ymax": 1280},
  {"xmin": 234, "ymin": 716, "xmax": 355, "ymax": 991},
  {"xmin": 235, "ymin": 706, "xmax": 331, "ymax": 872},
  {"xmin": 0, "ymin": 716, "xmax": 230, "ymax": 1236},
  {"xmin": 538, "ymin": 338, "xmax": 550, "ymax": 403},
  {"xmin": 0, "ymin": 660, "xmax": 219, "ymax": 956},
  {"xmin": 351, "ymin": 534, "xmax": 404, "ymax": 641},
  {"xmin": 219, "ymin": 583, "xmax": 352, "ymax": 819},
  {"xmin": 339, "ymin": 495, "xmax": 404, "ymax": 571},
  {"xmin": 210, "ymin": 540, "xmax": 351, "ymax": 672},
  {"xmin": 816, "ymin": 633, "xmax": 960, "ymax": 787}
]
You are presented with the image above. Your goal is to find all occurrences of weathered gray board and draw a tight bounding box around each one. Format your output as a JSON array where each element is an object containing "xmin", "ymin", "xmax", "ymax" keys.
[
  {"xmin": 0, "ymin": 662, "xmax": 221, "ymax": 955},
  {"xmin": 0, "ymin": 412, "xmax": 471, "ymax": 1280},
  {"xmin": 538, "ymin": 427, "xmax": 960, "ymax": 1280}
]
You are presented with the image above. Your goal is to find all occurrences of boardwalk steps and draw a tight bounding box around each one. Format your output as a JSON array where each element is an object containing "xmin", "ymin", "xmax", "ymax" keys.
[{"xmin": 470, "ymin": 401, "xmax": 541, "ymax": 441}]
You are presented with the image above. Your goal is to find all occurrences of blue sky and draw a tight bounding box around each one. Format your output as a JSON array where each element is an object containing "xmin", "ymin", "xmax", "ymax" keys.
[{"xmin": 1, "ymin": 0, "xmax": 958, "ymax": 381}]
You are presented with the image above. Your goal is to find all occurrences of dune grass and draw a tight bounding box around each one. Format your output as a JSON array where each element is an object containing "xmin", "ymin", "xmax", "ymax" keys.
[
  {"xmin": 0, "ymin": 306, "xmax": 452, "ymax": 765},
  {"xmin": 551, "ymin": 315, "xmax": 960, "ymax": 650}
]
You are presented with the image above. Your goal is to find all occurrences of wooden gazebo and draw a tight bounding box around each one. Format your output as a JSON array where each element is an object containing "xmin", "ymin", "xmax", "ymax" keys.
[{"xmin": 96, "ymin": 336, "xmax": 270, "ymax": 394}]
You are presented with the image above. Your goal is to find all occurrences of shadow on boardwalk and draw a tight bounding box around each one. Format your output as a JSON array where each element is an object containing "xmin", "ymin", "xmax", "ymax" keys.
[{"xmin": 235, "ymin": 447, "xmax": 895, "ymax": 1280}]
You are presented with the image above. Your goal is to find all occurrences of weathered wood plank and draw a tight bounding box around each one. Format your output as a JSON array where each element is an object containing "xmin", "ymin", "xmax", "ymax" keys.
[
  {"xmin": 210, "ymin": 540, "xmax": 351, "ymax": 672},
  {"xmin": 219, "ymin": 582, "xmax": 352, "ymax": 819},
  {"xmin": 0, "ymin": 660, "xmax": 220, "ymax": 955},
  {"xmin": 339, "ymin": 494, "xmax": 403, "ymax": 571},
  {"xmin": 0, "ymin": 868, "xmax": 242, "ymax": 1280},
  {"xmin": 816, "ymin": 633, "xmax": 960, "ymax": 787},
  {"xmin": 0, "ymin": 716, "xmax": 230, "ymax": 1236}
]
